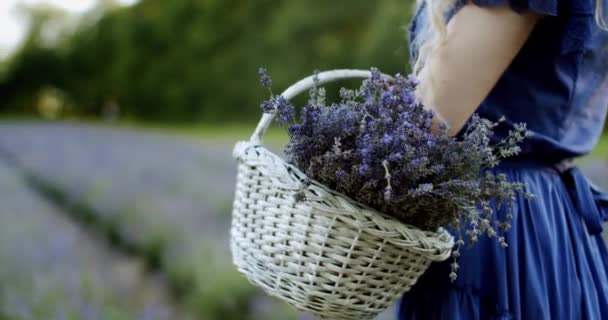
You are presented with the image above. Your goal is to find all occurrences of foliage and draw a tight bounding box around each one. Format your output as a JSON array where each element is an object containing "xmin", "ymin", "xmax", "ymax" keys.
[
  {"xmin": 0, "ymin": 0, "xmax": 414, "ymax": 122},
  {"xmin": 260, "ymin": 68, "xmax": 534, "ymax": 280}
]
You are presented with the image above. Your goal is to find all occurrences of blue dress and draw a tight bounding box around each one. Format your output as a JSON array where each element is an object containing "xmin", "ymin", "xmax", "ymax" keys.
[{"xmin": 399, "ymin": 0, "xmax": 608, "ymax": 319}]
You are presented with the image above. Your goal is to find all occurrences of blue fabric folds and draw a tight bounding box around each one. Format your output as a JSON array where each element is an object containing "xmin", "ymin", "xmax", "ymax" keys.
[
  {"xmin": 397, "ymin": 163, "xmax": 608, "ymax": 319},
  {"xmin": 471, "ymin": 0, "xmax": 599, "ymax": 53},
  {"xmin": 472, "ymin": 0, "xmax": 559, "ymax": 16},
  {"xmin": 563, "ymin": 167, "xmax": 608, "ymax": 235}
]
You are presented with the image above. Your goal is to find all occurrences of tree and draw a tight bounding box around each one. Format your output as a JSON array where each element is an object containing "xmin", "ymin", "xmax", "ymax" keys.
[{"xmin": 0, "ymin": 0, "xmax": 415, "ymax": 122}]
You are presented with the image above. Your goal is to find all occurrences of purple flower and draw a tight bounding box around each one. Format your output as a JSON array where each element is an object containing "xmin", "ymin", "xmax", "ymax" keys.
[
  {"xmin": 389, "ymin": 152, "xmax": 403, "ymax": 162},
  {"xmin": 381, "ymin": 89, "xmax": 399, "ymax": 108},
  {"xmin": 406, "ymin": 74, "xmax": 420, "ymax": 88},
  {"xmin": 288, "ymin": 124, "xmax": 302, "ymax": 137},
  {"xmin": 415, "ymin": 183, "xmax": 434, "ymax": 192},
  {"xmin": 359, "ymin": 164, "xmax": 370, "ymax": 176},
  {"xmin": 380, "ymin": 133, "xmax": 393, "ymax": 146},
  {"xmin": 258, "ymin": 68, "xmax": 272, "ymax": 89},
  {"xmin": 257, "ymin": 67, "xmax": 533, "ymax": 266},
  {"xmin": 260, "ymin": 100, "xmax": 274, "ymax": 113},
  {"xmin": 274, "ymin": 96, "xmax": 295, "ymax": 125},
  {"xmin": 260, "ymin": 95, "xmax": 295, "ymax": 125}
]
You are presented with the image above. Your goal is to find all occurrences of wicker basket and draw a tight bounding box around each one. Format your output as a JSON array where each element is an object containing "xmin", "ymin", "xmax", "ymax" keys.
[{"xmin": 231, "ymin": 70, "xmax": 454, "ymax": 320}]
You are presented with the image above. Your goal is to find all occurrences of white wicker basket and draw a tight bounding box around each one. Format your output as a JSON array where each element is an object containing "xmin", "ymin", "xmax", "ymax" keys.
[{"xmin": 231, "ymin": 70, "xmax": 454, "ymax": 320}]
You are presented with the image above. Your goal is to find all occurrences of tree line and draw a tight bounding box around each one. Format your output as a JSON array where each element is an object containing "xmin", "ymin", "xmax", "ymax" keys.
[{"xmin": 0, "ymin": 0, "xmax": 414, "ymax": 123}]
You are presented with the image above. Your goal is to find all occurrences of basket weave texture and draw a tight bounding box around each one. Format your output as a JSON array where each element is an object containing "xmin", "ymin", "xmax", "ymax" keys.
[{"xmin": 231, "ymin": 140, "xmax": 454, "ymax": 320}]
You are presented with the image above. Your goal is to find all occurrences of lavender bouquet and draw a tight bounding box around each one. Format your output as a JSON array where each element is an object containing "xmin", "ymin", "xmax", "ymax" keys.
[{"xmin": 258, "ymin": 68, "xmax": 533, "ymax": 279}]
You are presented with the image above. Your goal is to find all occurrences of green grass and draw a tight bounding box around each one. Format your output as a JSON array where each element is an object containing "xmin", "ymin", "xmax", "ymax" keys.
[
  {"xmin": 3, "ymin": 116, "xmax": 608, "ymax": 158},
  {"xmin": 3, "ymin": 115, "xmax": 608, "ymax": 165},
  {"xmin": 0, "ymin": 116, "xmax": 290, "ymax": 146},
  {"xmin": 127, "ymin": 122, "xmax": 608, "ymax": 162},
  {"xmin": 121, "ymin": 122, "xmax": 290, "ymax": 146},
  {"xmin": 588, "ymin": 137, "xmax": 608, "ymax": 159}
]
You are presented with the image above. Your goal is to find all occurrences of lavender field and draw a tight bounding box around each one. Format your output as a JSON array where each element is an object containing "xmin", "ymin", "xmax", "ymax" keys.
[
  {"xmin": 0, "ymin": 150, "xmax": 192, "ymax": 320},
  {"xmin": 0, "ymin": 122, "xmax": 605, "ymax": 320},
  {"xmin": 0, "ymin": 122, "xmax": 302, "ymax": 320}
]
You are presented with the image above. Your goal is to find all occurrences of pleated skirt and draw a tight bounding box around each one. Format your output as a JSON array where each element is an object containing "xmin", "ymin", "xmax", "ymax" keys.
[{"xmin": 397, "ymin": 162, "xmax": 608, "ymax": 319}]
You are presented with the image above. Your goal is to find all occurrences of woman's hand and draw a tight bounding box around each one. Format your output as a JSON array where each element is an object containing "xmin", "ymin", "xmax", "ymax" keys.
[{"xmin": 417, "ymin": 1, "xmax": 541, "ymax": 136}]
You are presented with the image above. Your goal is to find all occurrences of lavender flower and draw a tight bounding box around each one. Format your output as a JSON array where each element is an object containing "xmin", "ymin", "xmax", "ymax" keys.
[
  {"xmin": 256, "ymin": 68, "xmax": 534, "ymax": 281},
  {"xmin": 273, "ymin": 96, "xmax": 295, "ymax": 125},
  {"xmin": 258, "ymin": 70, "xmax": 295, "ymax": 126},
  {"xmin": 258, "ymin": 68, "xmax": 272, "ymax": 89}
]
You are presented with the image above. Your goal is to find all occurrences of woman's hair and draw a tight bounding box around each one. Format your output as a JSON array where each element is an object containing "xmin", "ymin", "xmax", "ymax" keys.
[{"xmin": 413, "ymin": 0, "xmax": 608, "ymax": 76}]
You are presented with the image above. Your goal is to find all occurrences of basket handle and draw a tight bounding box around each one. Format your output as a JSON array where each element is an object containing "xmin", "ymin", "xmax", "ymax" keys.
[{"xmin": 250, "ymin": 69, "xmax": 390, "ymax": 145}]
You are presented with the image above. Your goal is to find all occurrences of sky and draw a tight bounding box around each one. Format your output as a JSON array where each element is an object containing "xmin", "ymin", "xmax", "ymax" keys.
[{"xmin": 0, "ymin": 0, "xmax": 137, "ymax": 58}]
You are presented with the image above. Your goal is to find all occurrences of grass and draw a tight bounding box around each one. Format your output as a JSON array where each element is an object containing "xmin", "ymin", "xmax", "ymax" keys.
[
  {"xmin": 0, "ymin": 116, "xmax": 290, "ymax": 145},
  {"xmin": 123, "ymin": 122, "xmax": 289, "ymax": 144},
  {"xmin": 97, "ymin": 121, "xmax": 608, "ymax": 163},
  {"xmin": 588, "ymin": 138, "xmax": 608, "ymax": 160},
  {"xmin": 2, "ymin": 116, "xmax": 608, "ymax": 159}
]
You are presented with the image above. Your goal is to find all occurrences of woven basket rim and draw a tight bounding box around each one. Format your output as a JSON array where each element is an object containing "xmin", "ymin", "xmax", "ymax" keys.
[{"xmin": 233, "ymin": 140, "xmax": 455, "ymax": 259}]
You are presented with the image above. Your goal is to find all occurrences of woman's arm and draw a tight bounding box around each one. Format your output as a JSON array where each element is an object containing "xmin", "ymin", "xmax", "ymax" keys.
[{"xmin": 417, "ymin": 2, "xmax": 541, "ymax": 135}]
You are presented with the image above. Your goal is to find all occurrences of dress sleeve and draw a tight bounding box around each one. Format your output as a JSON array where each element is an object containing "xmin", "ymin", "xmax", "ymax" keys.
[{"xmin": 471, "ymin": 0, "xmax": 559, "ymax": 16}]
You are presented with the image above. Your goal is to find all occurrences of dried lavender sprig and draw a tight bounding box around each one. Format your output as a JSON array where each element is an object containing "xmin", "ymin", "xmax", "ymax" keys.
[{"xmin": 256, "ymin": 68, "xmax": 534, "ymax": 281}]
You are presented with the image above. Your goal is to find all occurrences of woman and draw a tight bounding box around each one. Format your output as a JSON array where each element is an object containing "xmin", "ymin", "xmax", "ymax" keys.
[{"xmin": 398, "ymin": 0, "xmax": 608, "ymax": 319}]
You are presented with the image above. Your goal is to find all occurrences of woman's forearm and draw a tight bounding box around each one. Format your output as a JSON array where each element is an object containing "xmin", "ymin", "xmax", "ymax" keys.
[{"xmin": 417, "ymin": 3, "xmax": 540, "ymax": 135}]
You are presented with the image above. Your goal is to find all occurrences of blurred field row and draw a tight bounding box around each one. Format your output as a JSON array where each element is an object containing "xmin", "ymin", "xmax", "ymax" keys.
[
  {"xmin": 92, "ymin": 120, "xmax": 608, "ymax": 161},
  {"xmin": 0, "ymin": 122, "xmax": 301, "ymax": 320},
  {"xmin": 0, "ymin": 153, "xmax": 193, "ymax": 320}
]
